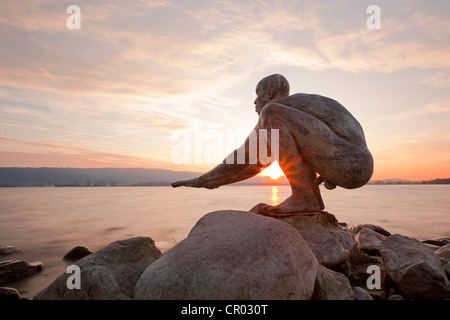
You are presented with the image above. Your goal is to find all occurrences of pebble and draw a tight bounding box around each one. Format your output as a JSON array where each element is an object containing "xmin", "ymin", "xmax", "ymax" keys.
[{"xmin": 63, "ymin": 245, "xmax": 94, "ymax": 261}]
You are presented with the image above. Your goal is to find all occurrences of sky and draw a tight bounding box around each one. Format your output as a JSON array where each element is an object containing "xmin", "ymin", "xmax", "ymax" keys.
[{"xmin": 0, "ymin": 0, "xmax": 449, "ymax": 181}]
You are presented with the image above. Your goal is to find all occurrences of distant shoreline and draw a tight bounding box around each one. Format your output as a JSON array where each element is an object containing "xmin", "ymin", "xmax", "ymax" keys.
[
  {"xmin": 0, "ymin": 167, "xmax": 448, "ymax": 187},
  {"xmin": 1, "ymin": 180, "xmax": 450, "ymax": 188}
]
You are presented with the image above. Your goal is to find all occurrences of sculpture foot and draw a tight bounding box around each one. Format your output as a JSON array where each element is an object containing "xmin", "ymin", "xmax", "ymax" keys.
[{"xmin": 249, "ymin": 196, "xmax": 321, "ymax": 218}]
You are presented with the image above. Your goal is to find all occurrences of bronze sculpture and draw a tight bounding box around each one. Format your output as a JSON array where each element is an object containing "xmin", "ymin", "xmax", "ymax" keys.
[{"xmin": 172, "ymin": 74, "xmax": 373, "ymax": 216}]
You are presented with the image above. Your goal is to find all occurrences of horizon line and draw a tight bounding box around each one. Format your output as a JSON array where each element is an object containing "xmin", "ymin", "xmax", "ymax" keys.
[{"xmin": 0, "ymin": 166, "xmax": 448, "ymax": 182}]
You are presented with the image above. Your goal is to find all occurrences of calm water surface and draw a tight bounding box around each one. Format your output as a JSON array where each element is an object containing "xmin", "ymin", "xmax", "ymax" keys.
[{"xmin": 0, "ymin": 185, "xmax": 449, "ymax": 298}]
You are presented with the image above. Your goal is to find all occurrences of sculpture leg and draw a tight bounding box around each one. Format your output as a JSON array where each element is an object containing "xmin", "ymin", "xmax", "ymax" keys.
[
  {"xmin": 251, "ymin": 102, "xmax": 372, "ymax": 216},
  {"xmin": 276, "ymin": 150, "xmax": 325, "ymax": 213},
  {"xmin": 258, "ymin": 104, "xmax": 326, "ymax": 214}
]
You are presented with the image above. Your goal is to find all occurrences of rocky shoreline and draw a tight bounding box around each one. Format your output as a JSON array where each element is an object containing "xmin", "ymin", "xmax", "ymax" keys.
[{"xmin": 1, "ymin": 209, "xmax": 449, "ymax": 300}]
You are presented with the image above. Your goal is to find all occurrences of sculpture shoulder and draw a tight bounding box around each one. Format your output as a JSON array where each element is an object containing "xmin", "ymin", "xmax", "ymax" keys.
[{"xmin": 279, "ymin": 93, "xmax": 345, "ymax": 111}]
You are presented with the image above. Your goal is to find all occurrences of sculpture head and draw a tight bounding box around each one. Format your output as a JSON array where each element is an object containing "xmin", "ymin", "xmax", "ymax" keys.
[{"xmin": 254, "ymin": 74, "xmax": 290, "ymax": 115}]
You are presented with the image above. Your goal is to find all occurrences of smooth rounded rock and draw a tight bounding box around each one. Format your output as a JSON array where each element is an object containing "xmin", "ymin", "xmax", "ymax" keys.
[
  {"xmin": 278, "ymin": 211, "xmax": 356, "ymax": 268},
  {"xmin": 135, "ymin": 210, "xmax": 319, "ymax": 300},
  {"xmin": 34, "ymin": 237, "xmax": 161, "ymax": 300}
]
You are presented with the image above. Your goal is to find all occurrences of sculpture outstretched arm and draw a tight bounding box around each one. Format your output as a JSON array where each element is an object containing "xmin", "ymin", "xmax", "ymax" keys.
[
  {"xmin": 171, "ymin": 163, "xmax": 263, "ymax": 189},
  {"xmin": 172, "ymin": 120, "xmax": 269, "ymax": 189}
]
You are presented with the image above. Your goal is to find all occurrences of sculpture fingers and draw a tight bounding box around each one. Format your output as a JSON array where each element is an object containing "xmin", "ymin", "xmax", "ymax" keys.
[{"xmin": 171, "ymin": 180, "xmax": 186, "ymax": 188}]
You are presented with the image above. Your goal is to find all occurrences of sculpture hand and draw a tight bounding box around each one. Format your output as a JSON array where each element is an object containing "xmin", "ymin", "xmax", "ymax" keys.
[
  {"xmin": 314, "ymin": 175, "xmax": 336, "ymax": 190},
  {"xmin": 171, "ymin": 178, "xmax": 204, "ymax": 188}
]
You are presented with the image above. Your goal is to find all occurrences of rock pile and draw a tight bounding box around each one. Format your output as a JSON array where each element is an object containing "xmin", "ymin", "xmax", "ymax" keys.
[{"xmin": 28, "ymin": 209, "xmax": 450, "ymax": 300}]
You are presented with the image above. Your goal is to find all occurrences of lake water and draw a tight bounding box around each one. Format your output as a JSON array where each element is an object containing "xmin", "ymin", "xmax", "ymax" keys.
[{"xmin": 0, "ymin": 185, "xmax": 449, "ymax": 299}]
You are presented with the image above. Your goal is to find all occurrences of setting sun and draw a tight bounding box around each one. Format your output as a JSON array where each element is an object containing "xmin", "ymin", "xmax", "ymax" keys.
[{"xmin": 259, "ymin": 161, "xmax": 285, "ymax": 180}]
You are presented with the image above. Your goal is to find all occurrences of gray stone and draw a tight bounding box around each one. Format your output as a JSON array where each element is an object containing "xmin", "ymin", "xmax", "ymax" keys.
[
  {"xmin": 380, "ymin": 234, "xmax": 450, "ymax": 300},
  {"xmin": 350, "ymin": 224, "xmax": 391, "ymax": 237},
  {"xmin": 353, "ymin": 286, "xmax": 373, "ymax": 300},
  {"xmin": 0, "ymin": 245, "xmax": 24, "ymax": 256},
  {"xmin": 354, "ymin": 227, "xmax": 387, "ymax": 255},
  {"xmin": 63, "ymin": 245, "xmax": 94, "ymax": 261},
  {"xmin": 311, "ymin": 265, "xmax": 355, "ymax": 300},
  {"xmin": 278, "ymin": 211, "xmax": 356, "ymax": 268},
  {"xmin": 435, "ymin": 243, "xmax": 450, "ymax": 264},
  {"xmin": 0, "ymin": 287, "xmax": 20, "ymax": 300},
  {"xmin": 135, "ymin": 210, "xmax": 319, "ymax": 300},
  {"xmin": 0, "ymin": 260, "xmax": 45, "ymax": 284},
  {"xmin": 34, "ymin": 237, "xmax": 161, "ymax": 300}
]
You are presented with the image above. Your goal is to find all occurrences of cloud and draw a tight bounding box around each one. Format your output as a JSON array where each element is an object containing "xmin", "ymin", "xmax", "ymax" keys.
[
  {"xmin": 422, "ymin": 101, "xmax": 450, "ymax": 113},
  {"xmin": 0, "ymin": 136, "xmax": 171, "ymax": 168},
  {"xmin": 420, "ymin": 72, "xmax": 450, "ymax": 88},
  {"xmin": 134, "ymin": 114, "xmax": 190, "ymax": 131},
  {"xmin": 1, "ymin": 0, "xmax": 449, "ymax": 101}
]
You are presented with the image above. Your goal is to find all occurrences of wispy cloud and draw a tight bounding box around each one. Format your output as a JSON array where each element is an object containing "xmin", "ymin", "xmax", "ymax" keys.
[
  {"xmin": 420, "ymin": 72, "xmax": 450, "ymax": 88},
  {"xmin": 0, "ymin": 135, "xmax": 171, "ymax": 168},
  {"xmin": 134, "ymin": 114, "xmax": 190, "ymax": 131},
  {"xmin": 422, "ymin": 101, "xmax": 450, "ymax": 113},
  {"xmin": 1, "ymin": 1, "xmax": 449, "ymax": 97}
]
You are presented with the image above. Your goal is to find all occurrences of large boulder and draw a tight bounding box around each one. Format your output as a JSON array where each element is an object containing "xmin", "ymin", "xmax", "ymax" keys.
[
  {"xmin": 135, "ymin": 210, "xmax": 319, "ymax": 300},
  {"xmin": 34, "ymin": 237, "xmax": 161, "ymax": 300},
  {"xmin": 0, "ymin": 260, "xmax": 45, "ymax": 284},
  {"xmin": 380, "ymin": 234, "xmax": 450, "ymax": 299},
  {"xmin": 277, "ymin": 211, "xmax": 356, "ymax": 268}
]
